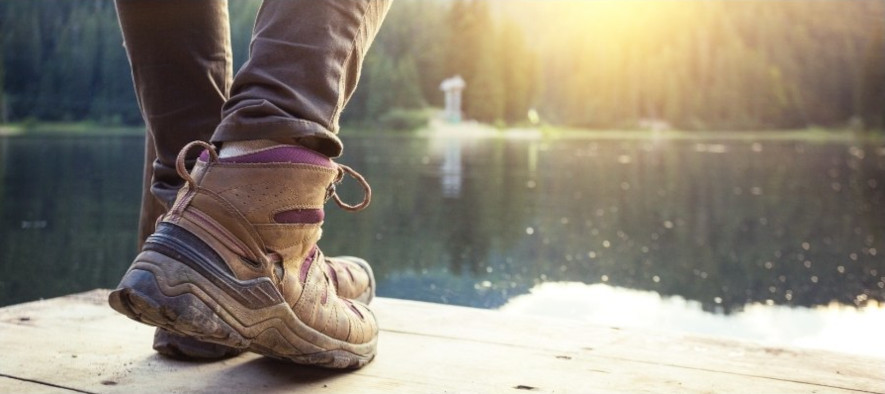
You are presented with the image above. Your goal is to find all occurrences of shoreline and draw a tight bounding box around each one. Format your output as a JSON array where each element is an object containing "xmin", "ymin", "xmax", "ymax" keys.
[{"xmin": 2, "ymin": 120, "xmax": 882, "ymax": 143}]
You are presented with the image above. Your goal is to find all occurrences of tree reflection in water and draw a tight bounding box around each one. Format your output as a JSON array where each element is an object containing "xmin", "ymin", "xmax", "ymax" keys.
[{"xmin": 1, "ymin": 134, "xmax": 883, "ymax": 322}]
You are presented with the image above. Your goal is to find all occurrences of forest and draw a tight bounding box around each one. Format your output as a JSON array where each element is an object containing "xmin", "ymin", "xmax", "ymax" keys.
[{"xmin": 0, "ymin": 0, "xmax": 883, "ymax": 132}]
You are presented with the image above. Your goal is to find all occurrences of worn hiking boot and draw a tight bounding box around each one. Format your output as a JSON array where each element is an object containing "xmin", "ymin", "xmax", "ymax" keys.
[
  {"xmin": 153, "ymin": 254, "xmax": 376, "ymax": 359},
  {"xmin": 109, "ymin": 141, "xmax": 377, "ymax": 368}
]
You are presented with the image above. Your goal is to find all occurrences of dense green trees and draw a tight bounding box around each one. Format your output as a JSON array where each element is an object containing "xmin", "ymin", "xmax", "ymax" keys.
[
  {"xmin": 0, "ymin": 0, "xmax": 882, "ymax": 131},
  {"xmin": 0, "ymin": 1, "xmax": 139, "ymax": 124}
]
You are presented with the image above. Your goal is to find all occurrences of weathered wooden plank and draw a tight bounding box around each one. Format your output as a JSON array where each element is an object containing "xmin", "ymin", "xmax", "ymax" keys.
[
  {"xmin": 381, "ymin": 298, "xmax": 885, "ymax": 393},
  {"xmin": 0, "ymin": 290, "xmax": 882, "ymax": 394}
]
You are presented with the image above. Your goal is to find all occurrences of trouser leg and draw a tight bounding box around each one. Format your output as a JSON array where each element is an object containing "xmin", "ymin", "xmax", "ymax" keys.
[
  {"xmin": 137, "ymin": 135, "xmax": 166, "ymax": 249},
  {"xmin": 212, "ymin": 0, "xmax": 392, "ymax": 158},
  {"xmin": 115, "ymin": 0, "xmax": 232, "ymax": 246}
]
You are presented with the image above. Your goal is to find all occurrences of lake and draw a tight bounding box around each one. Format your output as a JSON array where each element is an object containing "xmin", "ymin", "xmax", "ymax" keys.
[{"xmin": 1, "ymin": 131, "xmax": 883, "ymax": 358}]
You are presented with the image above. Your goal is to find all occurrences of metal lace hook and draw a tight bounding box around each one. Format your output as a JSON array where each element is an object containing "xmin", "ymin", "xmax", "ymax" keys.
[
  {"xmin": 331, "ymin": 164, "xmax": 372, "ymax": 212},
  {"xmin": 176, "ymin": 140, "xmax": 218, "ymax": 188}
]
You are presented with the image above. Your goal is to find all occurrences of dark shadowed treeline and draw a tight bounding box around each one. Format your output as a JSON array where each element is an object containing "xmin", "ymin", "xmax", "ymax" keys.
[
  {"xmin": 0, "ymin": 0, "xmax": 260, "ymax": 126},
  {"xmin": 0, "ymin": 1, "xmax": 137, "ymax": 124},
  {"xmin": 0, "ymin": 0, "xmax": 882, "ymax": 131}
]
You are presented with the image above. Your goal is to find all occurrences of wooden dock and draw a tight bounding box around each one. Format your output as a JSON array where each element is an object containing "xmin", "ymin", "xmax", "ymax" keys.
[{"xmin": 0, "ymin": 289, "xmax": 882, "ymax": 393}]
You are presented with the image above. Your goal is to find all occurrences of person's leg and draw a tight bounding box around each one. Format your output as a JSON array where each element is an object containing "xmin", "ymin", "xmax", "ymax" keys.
[
  {"xmin": 137, "ymin": 135, "xmax": 164, "ymax": 250},
  {"xmin": 116, "ymin": 0, "xmax": 247, "ymax": 359},
  {"xmin": 115, "ymin": 0, "xmax": 232, "ymax": 236},
  {"xmin": 111, "ymin": 0, "xmax": 392, "ymax": 368},
  {"xmin": 213, "ymin": 0, "xmax": 391, "ymax": 157}
]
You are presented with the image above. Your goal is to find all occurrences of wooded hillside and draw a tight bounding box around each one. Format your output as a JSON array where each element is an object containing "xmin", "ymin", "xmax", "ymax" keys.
[{"xmin": 0, "ymin": 0, "xmax": 882, "ymax": 131}]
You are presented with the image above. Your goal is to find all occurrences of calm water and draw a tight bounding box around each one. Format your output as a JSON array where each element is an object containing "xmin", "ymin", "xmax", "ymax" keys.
[{"xmin": 1, "ymin": 133, "xmax": 884, "ymax": 356}]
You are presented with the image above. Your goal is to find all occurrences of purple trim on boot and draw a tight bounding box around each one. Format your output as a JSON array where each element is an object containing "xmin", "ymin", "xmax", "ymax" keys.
[
  {"xmin": 344, "ymin": 299, "xmax": 364, "ymax": 319},
  {"xmin": 198, "ymin": 146, "xmax": 333, "ymax": 168},
  {"xmin": 274, "ymin": 209, "xmax": 324, "ymax": 224},
  {"xmin": 299, "ymin": 247, "xmax": 318, "ymax": 284},
  {"xmin": 327, "ymin": 264, "xmax": 340, "ymax": 292}
]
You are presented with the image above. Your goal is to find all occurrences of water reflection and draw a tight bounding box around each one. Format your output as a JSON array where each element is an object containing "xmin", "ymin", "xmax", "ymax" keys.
[
  {"xmin": 1, "ymin": 134, "xmax": 884, "ymax": 344},
  {"xmin": 439, "ymin": 139, "xmax": 462, "ymax": 199},
  {"xmin": 0, "ymin": 136, "xmax": 142, "ymax": 306},
  {"xmin": 500, "ymin": 282, "xmax": 885, "ymax": 359},
  {"xmin": 333, "ymin": 135, "xmax": 885, "ymax": 315}
]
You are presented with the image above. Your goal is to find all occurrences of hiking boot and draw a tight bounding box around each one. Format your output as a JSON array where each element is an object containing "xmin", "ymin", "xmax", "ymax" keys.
[
  {"xmin": 109, "ymin": 141, "xmax": 377, "ymax": 368},
  {"xmin": 152, "ymin": 254, "xmax": 376, "ymax": 360}
]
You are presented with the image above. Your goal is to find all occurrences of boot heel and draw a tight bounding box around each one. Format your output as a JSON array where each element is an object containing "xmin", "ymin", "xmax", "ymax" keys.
[{"xmin": 108, "ymin": 257, "xmax": 249, "ymax": 350}]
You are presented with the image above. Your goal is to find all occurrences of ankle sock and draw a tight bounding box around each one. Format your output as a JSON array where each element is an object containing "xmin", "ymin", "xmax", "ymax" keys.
[
  {"xmin": 207, "ymin": 140, "xmax": 333, "ymax": 168},
  {"xmin": 218, "ymin": 139, "xmax": 280, "ymax": 158}
]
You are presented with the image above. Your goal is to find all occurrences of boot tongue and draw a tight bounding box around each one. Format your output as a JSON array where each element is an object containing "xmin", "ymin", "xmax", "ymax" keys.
[{"xmin": 200, "ymin": 144, "xmax": 334, "ymax": 168}]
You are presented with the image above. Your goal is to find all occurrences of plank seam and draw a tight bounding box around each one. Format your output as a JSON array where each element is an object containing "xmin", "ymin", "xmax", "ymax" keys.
[{"xmin": 0, "ymin": 373, "xmax": 96, "ymax": 394}]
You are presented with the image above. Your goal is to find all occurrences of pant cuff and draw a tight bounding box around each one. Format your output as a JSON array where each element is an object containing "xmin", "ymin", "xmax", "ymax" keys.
[{"xmin": 211, "ymin": 117, "xmax": 344, "ymax": 158}]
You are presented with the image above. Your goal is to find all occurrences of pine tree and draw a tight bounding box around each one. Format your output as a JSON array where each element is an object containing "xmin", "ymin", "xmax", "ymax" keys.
[{"xmin": 498, "ymin": 20, "xmax": 535, "ymax": 124}]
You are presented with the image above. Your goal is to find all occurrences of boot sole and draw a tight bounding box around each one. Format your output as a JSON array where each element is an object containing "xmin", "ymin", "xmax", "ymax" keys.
[
  {"xmin": 153, "ymin": 328, "xmax": 245, "ymax": 360},
  {"xmin": 109, "ymin": 230, "xmax": 376, "ymax": 369},
  {"xmin": 153, "ymin": 256, "xmax": 375, "ymax": 360}
]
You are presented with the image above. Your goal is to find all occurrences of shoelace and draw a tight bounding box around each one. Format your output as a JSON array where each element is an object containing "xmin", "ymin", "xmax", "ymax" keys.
[
  {"xmin": 328, "ymin": 164, "xmax": 371, "ymax": 212},
  {"xmin": 176, "ymin": 140, "xmax": 371, "ymax": 212}
]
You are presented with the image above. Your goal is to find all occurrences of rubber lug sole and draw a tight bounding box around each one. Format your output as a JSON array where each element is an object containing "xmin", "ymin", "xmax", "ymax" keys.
[
  {"xmin": 108, "ymin": 251, "xmax": 376, "ymax": 369},
  {"xmin": 153, "ymin": 329, "xmax": 245, "ymax": 360}
]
